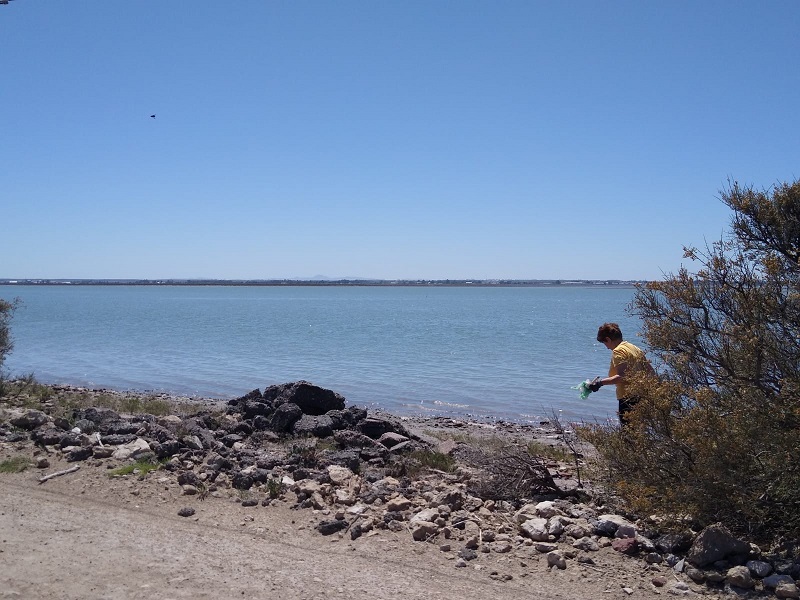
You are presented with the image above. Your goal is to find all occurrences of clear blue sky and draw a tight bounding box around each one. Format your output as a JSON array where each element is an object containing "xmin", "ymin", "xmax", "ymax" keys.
[{"xmin": 2, "ymin": 1, "xmax": 798, "ymax": 281}]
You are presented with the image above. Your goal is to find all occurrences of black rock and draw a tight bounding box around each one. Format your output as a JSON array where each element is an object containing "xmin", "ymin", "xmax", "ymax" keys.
[
  {"xmin": 31, "ymin": 427, "xmax": 66, "ymax": 446},
  {"xmin": 101, "ymin": 434, "xmax": 138, "ymax": 445},
  {"xmin": 66, "ymin": 447, "xmax": 93, "ymax": 462},
  {"xmin": 321, "ymin": 450, "xmax": 361, "ymax": 473},
  {"xmin": 231, "ymin": 421, "xmax": 253, "ymax": 436},
  {"xmin": 53, "ymin": 417, "xmax": 72, "ymax": 431},
  {"xmin": 232, "ymin": 471, "xmax": 254, "ymax": 490},
  {"xmin": 147, "ymin": 423, "xmax": 175, "ymax": 443},
  {"xmin": 205, "ymin": 453, "xmax": 233, "ymax": 472},
  {"xmin": 264, "ymin": 381, "xmax": 346, "ymax": 416},
  {"xmin": 255, "ymin": 453, "xmax": 285, "ymax": 470},
  {"xmin": 152, "ymin": 439, "xmax": 181, "ymax": 458},
  {"xmin": 9, "ymin": 410, "xmax": 49, "ymax": 430},
  {"xmin": 75, "ymin": 407, "xmax": 121, "ymax": 427},
  {"xmin": 383, "ymin": 511, "xmax": 405, "ymax": 523},
  {"xmin": 267, "ymin": 403, "xmax": 303, "ymax": 433},
  {"xmin": 177, "ymin": 471, "xmax": 201, "ymax": 486},
  {"xmin": 240, "ymin": 399, "xmax": 273, "ymax": 419},
  {"xmin": 292, "ymin": 414, "xmax": 334, "ymax": 438},
  {"xmin": 101, "ymin": 420, "xmax": 141, "ymax": 436},
  {"xmin": 250, "ymin": 415, "xmax": 271, "ymax": 431},
  {"xmin": 73, "ymin": 419, "xmax": 96, "ymax": 434},
  {"xmin": 317, "ymin": 519, "xmax": 348, "ymax": 536},
  {"xmin": 221, "ymin": 434, "xmax": 244, "ymax": 447},
  {"xmin": 458, "ymin": 548, "xmax": 478, "ymax": 561},
  {"xmin": 655, "ymin": 533, "xmax": 692, "ymax": 554},
  {"xmin": 59, "ymin": 432, "xmax": 85, "ymax": 448},
  {"xmin": 357, "ymin": 415, "xmax": 411, "ymax": 439},
  {"xmin": 250, "ymin": 468, "xmax": 271, "ymax": 484},
  {"xmin": 178, "ymin": 507, "xmax": 195, "ymax": 517}
]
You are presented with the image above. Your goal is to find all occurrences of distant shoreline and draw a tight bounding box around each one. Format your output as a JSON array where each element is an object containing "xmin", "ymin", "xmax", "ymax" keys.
[{"xmin": 0, "ymin": 278, "xmax": 645, "ymax": 288}]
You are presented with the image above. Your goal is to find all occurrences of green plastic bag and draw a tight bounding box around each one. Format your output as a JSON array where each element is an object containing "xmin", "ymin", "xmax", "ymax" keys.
[{"xmin": 572, "ymin": 379, "xmax": 593, "ymax": 400}]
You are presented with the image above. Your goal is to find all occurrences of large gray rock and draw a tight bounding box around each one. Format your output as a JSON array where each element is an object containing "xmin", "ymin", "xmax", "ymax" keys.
[
  {"xmin": 239, "ymin": 399, "xmax": 273, "ymax": 419},
  {"xmin": 9, "ymin": 409, "xmax": 49, "ymax": 430},
  {"xmin": 520, "ymin": 518, "xmax": 550, "ymax": 541},
  {"xmin": 333, "ymin": 430, "xmax": 387, "ymax": 452},
  {"xmin": 31, "ymin": 427, "xmax": 66, "ymax": 446},
  {"xmin": 75, "ymin": 407, "xmax": 120, "ymax": 427},
  {"xmin": 687, "ymin": 524, "xmax": 751, "ymax": 567},
  {"xmin": 357, "ymin": 415, "xmax": 411, "ymax": 439},
  {"xmin": 292, "ymin": 414, "xmax": 335, "ymax": 437}
]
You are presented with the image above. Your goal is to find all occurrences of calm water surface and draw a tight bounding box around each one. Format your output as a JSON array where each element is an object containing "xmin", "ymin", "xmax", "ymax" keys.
[{"xmin": 1, "ymin": 285, "xmax": 643, "ymax": 423}]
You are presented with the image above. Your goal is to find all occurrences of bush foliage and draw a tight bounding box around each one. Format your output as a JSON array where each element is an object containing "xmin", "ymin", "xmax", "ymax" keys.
[
  {"xmin": 583, "ymin": 179, "xmax": 800, "ymax": 544},
  {"xmin": 0, "ymin": 297, "xmax": 18, "ymax": 370}
]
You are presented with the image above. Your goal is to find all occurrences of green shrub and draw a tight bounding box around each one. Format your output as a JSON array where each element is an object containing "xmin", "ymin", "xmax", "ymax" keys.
[
  {"xmin": 0, "ymin": 455, "xmax": 32, "ymax": 473},
  {"xmin": 585, "ymin": 179, "xmax": 800, "ymax": 544},
  {"xmin": 107, "ymin": 458, "xmax": 164, "ymax": 478},
  {"xmin": 0, "ymin": 298, "xmax": 18, "ymax": 370}
]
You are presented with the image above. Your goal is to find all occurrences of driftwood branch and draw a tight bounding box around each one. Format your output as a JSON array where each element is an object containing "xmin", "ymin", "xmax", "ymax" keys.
[{"xmin": 38, "ymin": 465, "xmax": 80, "ymax": 484}]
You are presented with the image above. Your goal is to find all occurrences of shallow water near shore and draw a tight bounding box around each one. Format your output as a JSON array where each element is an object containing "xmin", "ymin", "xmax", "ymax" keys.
[{"xmin": 2, "ymin": 284, "xmax": 643, "ymax": 424}]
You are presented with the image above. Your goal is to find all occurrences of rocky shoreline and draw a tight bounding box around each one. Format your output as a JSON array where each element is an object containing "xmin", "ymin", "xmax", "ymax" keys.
[{"xmin": 2, "ymin": 380, "xmax": 799, "ymax": 598}]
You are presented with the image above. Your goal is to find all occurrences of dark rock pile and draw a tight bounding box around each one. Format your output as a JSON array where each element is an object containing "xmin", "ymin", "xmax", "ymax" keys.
[{"xmin": 2, "ymin": 381, "xmax": 429, "ymax": 481}]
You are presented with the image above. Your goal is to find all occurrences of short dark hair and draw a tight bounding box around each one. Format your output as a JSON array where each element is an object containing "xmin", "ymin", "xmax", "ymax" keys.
[{"xmin": 597, "ymin": 322, "xmax": 623, "ymax": 342}]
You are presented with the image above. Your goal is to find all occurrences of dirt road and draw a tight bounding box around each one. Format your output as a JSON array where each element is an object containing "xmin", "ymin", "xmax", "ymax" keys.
[{"xmin": 1, "ymin": 474, "xmax": 606, "ymax": 600}]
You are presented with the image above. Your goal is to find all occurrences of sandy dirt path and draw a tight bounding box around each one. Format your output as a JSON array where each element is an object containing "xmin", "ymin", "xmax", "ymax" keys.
[{"xmin": 0, "ymin": 475, "xmax": 605, "ymax": 600}]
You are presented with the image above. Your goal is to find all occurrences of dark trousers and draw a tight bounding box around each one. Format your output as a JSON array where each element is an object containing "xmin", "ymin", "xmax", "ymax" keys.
[{"xmin": 618, "ymin": 396, "xmax": 640, "ymax": 426}]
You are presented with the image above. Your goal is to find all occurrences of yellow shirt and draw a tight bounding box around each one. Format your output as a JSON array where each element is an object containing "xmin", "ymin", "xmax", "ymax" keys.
[{"xmin": 609, "ymin": 341, "xmax": 648, "ymax": 399}]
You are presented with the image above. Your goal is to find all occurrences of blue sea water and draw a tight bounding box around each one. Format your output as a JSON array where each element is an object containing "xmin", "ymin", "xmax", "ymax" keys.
[{"xmin": 1, "ymin": 284, "xmax": 643, "ymax": 423}]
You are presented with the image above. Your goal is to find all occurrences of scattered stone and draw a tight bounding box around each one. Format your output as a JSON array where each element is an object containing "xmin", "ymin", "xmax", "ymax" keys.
[
  {"xmin": 651, "ymin": 576, "xmax": 668, "ymax": 587},
  {"xmin": 535, "ymin": 542, "xmax": 559, "ymax": 553},
  {"xmin": 747, "ymin": 559, "xmax": 772, "ymax": 578},
  {"xmin": 65, "ymin": 447, "xmax": 93, "ymax": 462},
  {"xmin": 645, "ymin": 552, "xmax": 663, "ymax": 564},
  {"xmin": 316, "ymin": 520, "xmax": 348, "ymax": 536},
  {"xmin": 411, "ymin": 521, "xmax": 438, "ymax": 541},
  {"xmin": 386, "ymin": 496, "xmax": 413, "ymax": 512},
  {"xmin": 686, "ymin": 523, "xmax": 751, "ymax": 568},
  {"xmin": 520, "ymin": 518, "xmax": 550, "ymax": 542},
  {"xmin": 776, "ymin": 582, "xmax": 800, "ymax": 599},
  {"xmin": 655, "ymin": 533, "xmax": 692, "ymax": 554},
  {"xmin": 765, "ymin": 574, "xmax": 797, "ymax": 590},
  {"xmin": 458, "ymin": 548, "xmax": 478, "ymax": 561},
  {"xmin": 726, "ymin": 565, "xmax": 755, "ymax": 589},
  {"xmin": 685, "ymin": 567, "xmax": 706, "ymax": 583},
  {"xmin": 178, "ymin": 507, "xmax": 195, "ymax": 517},
  {"xmin": 572, "ymin": 536, "xmax": 600, "ymax": 552},
  {"xmin": 547, "ymin": 551, "xmax": 567, "ymax": 570},
  {"xmin": 5, "ymin": 379, "xmax": 798, "ymax": 600},
  {"xmin": 612, "ymin": 537, "xmax": 638, "ymax": 555}
]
